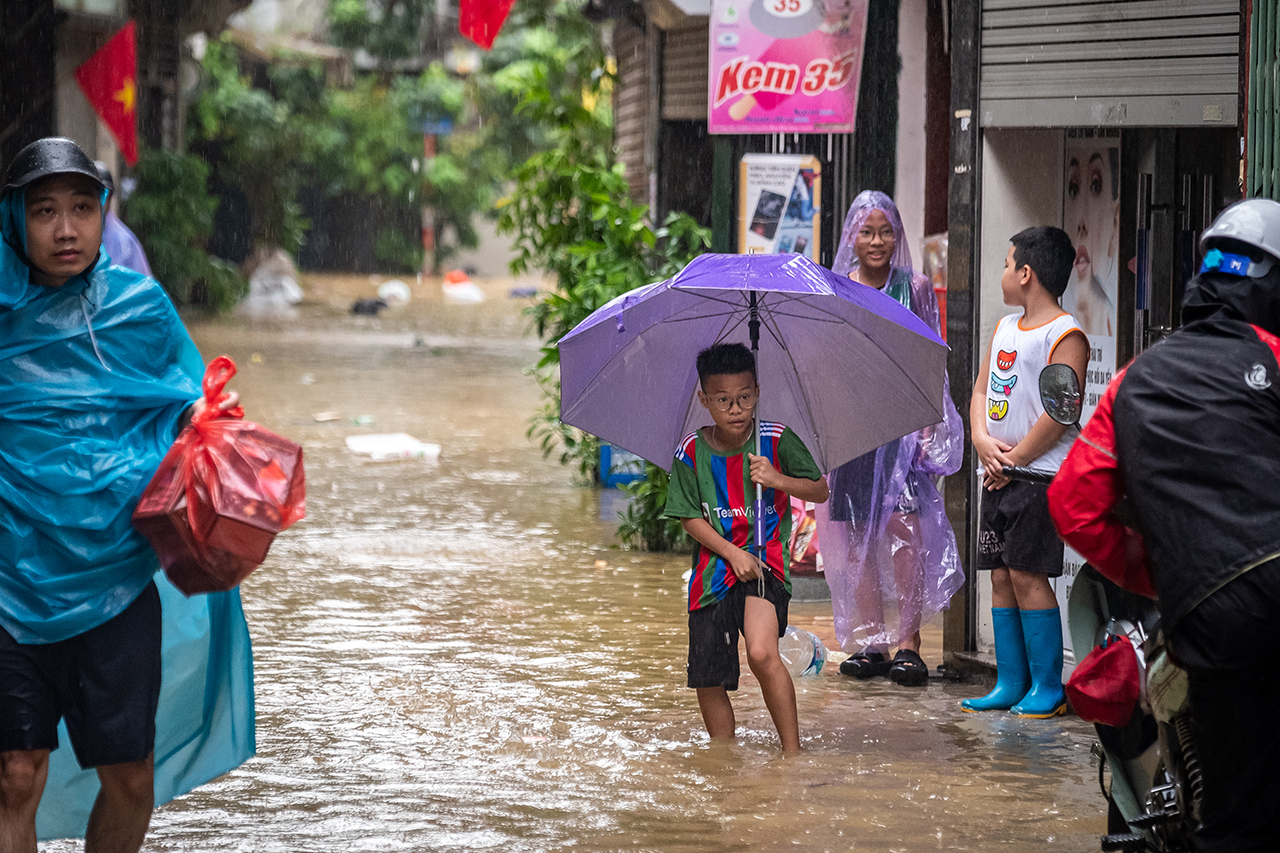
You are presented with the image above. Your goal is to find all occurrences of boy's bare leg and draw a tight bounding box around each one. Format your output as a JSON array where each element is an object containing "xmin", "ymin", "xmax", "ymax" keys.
[
  {"xmin": 0, "ymin": 749, "xmax": 48, "ymax": 853},
  {"xmin": 743, "ymin": 597, "xmax": 800, "ymax": 753},
  {"xmin": 86, "ymin": 754, "xmax": 153, "ymax": 853},
  {"xmin": 1008, "ymin": 569, "xmax": 1057, "ymax": 610},
  {"xmin": 990, "ymin": 566, "xmax": 1017, "ymax": 608},
  {"xmin": 695, "ymin": 687, "xmax": 735, "ymax": 740}
]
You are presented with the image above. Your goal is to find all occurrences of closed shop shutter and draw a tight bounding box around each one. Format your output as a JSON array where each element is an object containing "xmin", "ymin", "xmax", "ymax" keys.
[
  {"xmin": 614, "ymin": 19, "xmax": 650, "ymax": 204},
  {"xmin": 979, "ymin": 0, "xmax": 1239, "ymax": 127},
  {"xmin": 661, "ymin": 18, "xmax": 709, "ymax": 121}
]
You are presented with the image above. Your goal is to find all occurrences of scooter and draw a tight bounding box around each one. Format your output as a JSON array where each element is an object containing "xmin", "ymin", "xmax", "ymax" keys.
[{"xmin": 1004, "ymin": 365, "xmax": 1201, "ymax": 853}]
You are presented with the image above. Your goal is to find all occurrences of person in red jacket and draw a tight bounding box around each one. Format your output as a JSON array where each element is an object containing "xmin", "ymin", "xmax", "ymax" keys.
[{"xmin": 1048, "ymin": 198, "xmax": 1280, "ymax": 853}]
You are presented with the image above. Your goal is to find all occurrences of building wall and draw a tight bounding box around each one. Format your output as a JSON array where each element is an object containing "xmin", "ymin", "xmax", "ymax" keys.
[
  {"xmin": 613, "ymin": 18, "xmax": 650, "ymax": 205},
  {"xmin": 55, "ymin": 17, "xmax": 125, "ymax": 192},
  {"xmin": 895, "ymin": 0, "xmax": 927, "ymax": 260}
]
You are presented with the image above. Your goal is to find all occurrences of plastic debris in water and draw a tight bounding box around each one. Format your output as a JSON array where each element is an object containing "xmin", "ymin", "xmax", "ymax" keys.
[
  {"xmin": 377, "ymin": 279, "xmax": 411, "ymax": 306},
  {"xmin": 778, "ymin": 626, "xmax": 827, "ymax": 677},
  {"xmin": 442, "ymin": 269, "xmax": 485, "ymax": 303},
  {"xmin": 344, "ymin": 433, "xmax": 441, "ymax": 462},
  {"xmin": 351, "ymin": 298, "xmax": 388, "ymax": 315}
]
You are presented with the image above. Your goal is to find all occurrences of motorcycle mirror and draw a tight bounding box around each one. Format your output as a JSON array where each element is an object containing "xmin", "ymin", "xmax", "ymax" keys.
[{"xmin": 1039, "ymin": 363, "xmax": 1083, "ymax": 426}]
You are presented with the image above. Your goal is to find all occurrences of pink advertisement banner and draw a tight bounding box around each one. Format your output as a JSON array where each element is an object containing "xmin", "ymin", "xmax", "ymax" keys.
[{"xmin": 708, "ymin": 0, "xmax": 869, "ymax": 135}]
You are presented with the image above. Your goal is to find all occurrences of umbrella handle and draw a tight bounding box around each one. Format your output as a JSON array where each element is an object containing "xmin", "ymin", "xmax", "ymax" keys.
[{"xmin": 754, "ymin": 416, "xmax": 765, "ymax": 553}]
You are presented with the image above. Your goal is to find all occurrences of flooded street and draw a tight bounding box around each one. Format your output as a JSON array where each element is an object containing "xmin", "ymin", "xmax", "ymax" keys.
[{"xmin": 53, "ymin": 275, "xmax": 1104, "ymax": 851}]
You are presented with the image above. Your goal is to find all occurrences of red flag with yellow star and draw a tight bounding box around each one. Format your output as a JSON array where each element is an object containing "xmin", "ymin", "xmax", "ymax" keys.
[
  {"xmin": 74, "ymin": 20, "xmax": 139, "ymax": 165},
  {"xmin": 460, "ymin": 0, "xmax": 517, "ymax": 50}
]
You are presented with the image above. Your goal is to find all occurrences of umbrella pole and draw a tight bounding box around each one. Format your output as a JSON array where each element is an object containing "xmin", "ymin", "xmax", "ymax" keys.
[{"xmin": 749, "ymin": 292, "xmax": 764, "ymax": 563}]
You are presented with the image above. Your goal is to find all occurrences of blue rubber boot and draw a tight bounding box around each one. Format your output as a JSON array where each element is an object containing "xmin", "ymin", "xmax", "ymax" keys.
[
  {"xmin": 960, "ymin": 608, "xmax": 1030, "ymax": 712},
  {"xmin": 1010, "ymin": 607, "xmax": 1067, "ymax": 718}
]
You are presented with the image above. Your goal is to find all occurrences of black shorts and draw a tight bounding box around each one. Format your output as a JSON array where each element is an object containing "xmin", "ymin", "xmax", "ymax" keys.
[
  {"xmin": 975, "ymin": 479, "xmax": 1065, "ymax": 576},
  {"xmin": 687, "ymin": 572, "xmax": 790, "ymax": 691},
  {"xmin": 0, "ymin": 581, "xmax": 161, "ymax": 768}
]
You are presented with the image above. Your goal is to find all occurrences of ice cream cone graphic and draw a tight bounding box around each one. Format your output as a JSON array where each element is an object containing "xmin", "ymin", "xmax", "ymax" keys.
[{"xmin": 729, "ymin": 94, "xmax": 757, "ymax": 120}]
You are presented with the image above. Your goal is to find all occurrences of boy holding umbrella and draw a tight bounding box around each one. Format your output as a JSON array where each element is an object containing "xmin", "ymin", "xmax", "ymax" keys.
[{"xmin": 664, "ymin": 343, "xmax": 829, "ymax": 753}]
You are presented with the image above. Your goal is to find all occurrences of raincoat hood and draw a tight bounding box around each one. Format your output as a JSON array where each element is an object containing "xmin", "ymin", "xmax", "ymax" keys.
[
  {"xmin": 0, "ymin": 185, "xmax": 107, "ymax": 307},
  {"xmin": 1182, "ymin": 266, "xmax": 1280, "ymax": 336},
  {"xmin": 832, "ymin": 190, "xmax": 914, "ymax": 277}
]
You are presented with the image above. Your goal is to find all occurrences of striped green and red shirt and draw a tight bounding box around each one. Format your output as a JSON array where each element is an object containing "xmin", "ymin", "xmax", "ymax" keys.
[{"xmin": 664, "ymin": 420, "xmax": 822, "ymax": 611}]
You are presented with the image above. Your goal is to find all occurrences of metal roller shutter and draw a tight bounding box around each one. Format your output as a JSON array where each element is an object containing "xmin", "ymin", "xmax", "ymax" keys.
[{"xmin": 979, "ymin": 0, "xmax": 1239, "ymax": 127}]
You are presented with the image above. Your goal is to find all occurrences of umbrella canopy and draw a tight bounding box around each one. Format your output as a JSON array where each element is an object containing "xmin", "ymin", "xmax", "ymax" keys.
[{"xmin": 558, "ymin": 253, "xmax": 949, "ymax": 473}]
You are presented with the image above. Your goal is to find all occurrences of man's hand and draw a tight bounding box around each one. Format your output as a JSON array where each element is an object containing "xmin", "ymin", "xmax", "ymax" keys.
[
  {"xmin": 974, "ymin": 432, "xmax": 1015, "ymax": 476},
  {"xmin": 726, "ymin": 546, "xmax": 764, "ymax": 582},
  {"xmin": 747, "ymin": 453, "xmax": 783, "ymax": 489},
  {"xmin": 983, "ymin": 467, "xmax": 1011, "ymax": 491},
  {"xmin": 190, "ymin": 390, "xmax": 241, "ymax": 421}
]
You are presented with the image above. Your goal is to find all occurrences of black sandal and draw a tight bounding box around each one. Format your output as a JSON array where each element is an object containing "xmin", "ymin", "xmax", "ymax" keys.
[
  {"xmin": 888, "ymin": 649, "xmax": 928, "ymax": 686},
  {"xmin": 839, "ymin": 649, "xmax": 891, "ymax": 679}
]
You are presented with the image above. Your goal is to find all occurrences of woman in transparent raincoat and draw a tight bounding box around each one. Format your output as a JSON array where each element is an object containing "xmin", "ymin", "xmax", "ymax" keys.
[{"xmin": 820, "ymin": 190, "xmax": 964, "ymax": 685}]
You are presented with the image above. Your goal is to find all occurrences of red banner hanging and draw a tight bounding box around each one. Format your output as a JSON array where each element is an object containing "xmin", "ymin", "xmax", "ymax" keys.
[
  {"xmin": 460, "ymin": 0, "xmax": 517, "ymax": 50},
  {"xmin": 74, "ymin": 20, "xmax": 139, "ymax": 165}
]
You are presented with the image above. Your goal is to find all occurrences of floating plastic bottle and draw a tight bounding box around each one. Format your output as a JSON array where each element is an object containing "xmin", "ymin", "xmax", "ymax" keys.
[{"xmin": 778, "ymin": 626, "xmax": 827, "ymax": 677}]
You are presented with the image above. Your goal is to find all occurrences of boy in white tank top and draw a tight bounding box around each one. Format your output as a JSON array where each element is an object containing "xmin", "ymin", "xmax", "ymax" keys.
[{"xmin": 962, "ymin": 226, "xmax": 1088, "ymax": 719}]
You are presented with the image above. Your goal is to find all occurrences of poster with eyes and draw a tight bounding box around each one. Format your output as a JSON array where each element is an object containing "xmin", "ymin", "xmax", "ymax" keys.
[
  {"xmin": 1062, "ymin": 127, "xmax": 1120, "ymax": 424},
  {"xmin": 709, "ymin": 0, "xmax": 868, "ymax": 134},
  {"xmin": 1056, "ymin": 128, "xmax": 1121, "ymax": 653}
]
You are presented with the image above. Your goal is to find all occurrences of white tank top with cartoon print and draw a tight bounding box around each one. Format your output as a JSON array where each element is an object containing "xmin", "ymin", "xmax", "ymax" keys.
[{"xmin": 985, "ymin": 312, "xmax": 1084, "ymax": 473}]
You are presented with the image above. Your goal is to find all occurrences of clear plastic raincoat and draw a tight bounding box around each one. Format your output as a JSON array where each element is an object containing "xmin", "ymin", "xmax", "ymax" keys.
[
  {"xmin": 820, "ymin": 191, "xmax": 964, "ymax": 652},
  {"xmin": 0, "ymin": 189, "xmax": 255, "ymax": 840}
]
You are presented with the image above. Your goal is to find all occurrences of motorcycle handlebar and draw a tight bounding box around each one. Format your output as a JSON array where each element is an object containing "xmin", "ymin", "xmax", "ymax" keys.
[{"xmin": 1001, "ymin": 465, "xmax": 1055, "ymax": 485}]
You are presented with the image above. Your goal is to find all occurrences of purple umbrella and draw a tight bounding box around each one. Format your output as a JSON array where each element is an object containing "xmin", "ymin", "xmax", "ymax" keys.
[{"xmin": 558, "ymin": 253, "xmax": 948, "ymax": 547}]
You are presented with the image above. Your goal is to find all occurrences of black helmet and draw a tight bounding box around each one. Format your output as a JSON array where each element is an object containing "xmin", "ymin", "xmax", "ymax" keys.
[
  {"xmin": 1199, "ymin": 198, "xmax": 1280, "ymax": 278},
  {"xmin": 93, "ymin": 160, "xmax": 115, "ymax": 198},
  {"xmin": 2, "ymin": 137, "xmax": 108, "ymax": 198}
]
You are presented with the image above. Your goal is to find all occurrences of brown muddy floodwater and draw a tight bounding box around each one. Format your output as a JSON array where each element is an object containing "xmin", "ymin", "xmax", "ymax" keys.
[{"xmin": 46, "ymin": 274, "xmax": 1105, "ymax": 852}]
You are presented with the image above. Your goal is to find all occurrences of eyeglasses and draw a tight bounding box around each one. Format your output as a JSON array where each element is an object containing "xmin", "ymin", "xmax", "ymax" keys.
[
  {"xmin": 858, "ymin": 227, "xmax": 896, "ymax": 242},
  {"xmin": 705, "ymin": 392, "xmax": 758, "ymax": 412}
]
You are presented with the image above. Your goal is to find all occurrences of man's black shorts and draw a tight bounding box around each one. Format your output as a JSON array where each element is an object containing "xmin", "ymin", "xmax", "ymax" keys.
[
  {"xmin": 975, "ymin": 479, "xmax": 1065, "ymax": 576},
  {"xmin": 687, "ymin": 572, "xmax": 790, "ymax": 691},
  {"xmin": 0, "ymin": 581, "xmax": 161, "ymax": 768}
]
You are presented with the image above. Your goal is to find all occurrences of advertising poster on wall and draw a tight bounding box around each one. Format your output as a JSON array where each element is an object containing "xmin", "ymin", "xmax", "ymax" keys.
[
  {"xmin": 1055, "ymin": 128, "xmax": 1121, "ymax": 656},
  {"xmin": 738, "ymin": 154, "xmax": 821, "ymax": 258},
  {"xmin": 708, "ymin": 0, "xmax": 869, "ymax": 135}
]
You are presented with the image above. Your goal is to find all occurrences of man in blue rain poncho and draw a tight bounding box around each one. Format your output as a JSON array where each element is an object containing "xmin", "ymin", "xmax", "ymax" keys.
[{"xmin": 0, "ymin": 138, "xmax": 254, "ymax": 852}]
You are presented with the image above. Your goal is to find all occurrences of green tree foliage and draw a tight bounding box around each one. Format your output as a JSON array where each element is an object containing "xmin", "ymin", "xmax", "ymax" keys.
[
  {"xmin": 188, "ymin": 23, "xmax": 531, "ymax": 273},
  {"xmin": 494, "ymin": 5, "xmax": 709, "ymax": 550},
  {"xmin": 125, "ymin": 149, "xmax": 247, "ymax": 309},
  {"xmin": 189, "ymin": 40, "xmax": 309, "ymax": 254},
  {"xmin": 327, "ymin": 0, "xmax": 432, "ymax": 62}
]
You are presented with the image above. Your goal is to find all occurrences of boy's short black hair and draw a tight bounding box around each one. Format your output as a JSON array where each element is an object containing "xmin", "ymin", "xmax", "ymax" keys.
[
  {"xmin": 1010, "ymin": 226, "xmax": 1076, "ymax": 298},
  {"xmin": 696, "ymin": 342, "xmax": 757, "ymax": 388}
]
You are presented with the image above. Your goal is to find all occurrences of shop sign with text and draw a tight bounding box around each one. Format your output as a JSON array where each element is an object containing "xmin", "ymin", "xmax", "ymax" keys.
[{"xmin": 709, "ymin": 0, "xmax": 868, "ymax": 135}]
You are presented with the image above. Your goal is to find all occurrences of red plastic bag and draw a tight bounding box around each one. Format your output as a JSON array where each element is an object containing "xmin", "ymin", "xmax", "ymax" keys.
[
  {"xmin": 1065, "ymin": 633, "xmax": 1141, "ymax": 727},
  {"xmin": 133, "ymin": 356, "xmax": 305, "ymax": 595}
]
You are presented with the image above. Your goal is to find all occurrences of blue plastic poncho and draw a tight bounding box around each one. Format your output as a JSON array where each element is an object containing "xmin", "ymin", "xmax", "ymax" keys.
[
  {"xmin": 0, "ymin": 190, "xmax": 256, "ymax": 840},
  {"xmin": 818, "ymin": 190, "xmax": 965, "ymax": 653}
]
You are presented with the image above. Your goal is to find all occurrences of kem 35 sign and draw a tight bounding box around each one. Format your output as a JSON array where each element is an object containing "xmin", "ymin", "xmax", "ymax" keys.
[{"xmin": 708, "ymin": 0, "xmax": 868, "ymax": 135}]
